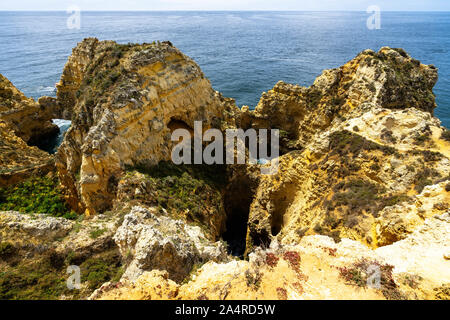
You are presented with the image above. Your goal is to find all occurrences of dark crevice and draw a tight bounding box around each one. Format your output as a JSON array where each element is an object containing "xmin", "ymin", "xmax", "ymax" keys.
[
  {"xmin": 269, "ymin": 190, "xmax": 295, "ymax": 237},
  {"xmin": 250, "ymin": 228, "xmax": 271, "ymax": 249},
  {"xmin": 28, "ymin": 126, "xmax": 60, "ymax": 154},
  {"xmin": 222, "ymin": 174, "xmax": 254, "ymax": 258},
  {"xmin": 167, "ymin": 118, "xmax": 193, "ymax": 135},
  {"xmin": 29, "ymin": 120, "xmax": 71, "ymax": 154}
]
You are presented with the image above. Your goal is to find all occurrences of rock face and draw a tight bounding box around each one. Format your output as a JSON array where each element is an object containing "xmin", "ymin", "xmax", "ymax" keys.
[
  {"xmin": 375, "ymin": 212, "xmax": 450, "ymax": 293},
  {"xmin": 0, "ymin": 75, "xmax": 56, "ymax": 186},
  {"xmin": 1, "ymin": 42, "xmax": 449, "ymax": 300},
  {"xmin": 0, "ymin": 121, "xmax": 54, "ymax": 187},
  {"xmin": 94, "ymin": 213, "xmax": 449, "ymax": 300},
  {"xmin": 0, "ymin": 211, "xmax": 73, "ymax": 242},
  {"xmin": 114, "ymin": 206, "xmax": 228, "ymax": 282},
  {"xmin": 244, "ymin": 47, "xmax": 450, "ymax": 250},
  {"xmin": 242, "ymin": 47, "xmax": 438, "ymax": 150},
  {"xmin": 0, "ymin": 74, "xmax": 59, "ymax": 147},
  {"xmin": 53, "ymin": 38, "xmax": 240, "ymax": 214}
]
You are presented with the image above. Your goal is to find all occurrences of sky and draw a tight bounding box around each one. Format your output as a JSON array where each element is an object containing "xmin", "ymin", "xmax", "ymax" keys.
[{"xmin": 1, "ymin": 0, "xmax": 450, "ymax": 11}]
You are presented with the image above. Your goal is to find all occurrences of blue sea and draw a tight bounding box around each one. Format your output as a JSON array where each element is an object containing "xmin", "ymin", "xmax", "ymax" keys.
[{"xmin": 0, "ymin": 11, "xmax": 449, "ymax": 127}]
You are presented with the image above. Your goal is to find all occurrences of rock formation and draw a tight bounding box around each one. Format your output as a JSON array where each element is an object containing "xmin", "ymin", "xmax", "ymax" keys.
[
  {"xmin": 244, "ymin": 47, "xmax": 450, "ymax": 250},
  {"xmin": 0, "ymin": 75, "xmax": 56, "ymax": 186},
  {"xmin": 114, "ymin": 206, "xmax": 228, "ymax": 282},
  {"xmin": 94, "ymin": 211, "xmax": 449, "ymax": 300},
  {"xmin": 0, "ymin": 42, "xmax": 449, "ymax": 300},
  {"xmin": 50, "ymin": 38, "xmax": 240, "ymax": 214},
  {"xmin": 241, "ymin": 47, "xmax": 438, "ymax": 149},
  {"xmin": 0, "ymin": 74, "xmax": 58, "ymax": 147}
]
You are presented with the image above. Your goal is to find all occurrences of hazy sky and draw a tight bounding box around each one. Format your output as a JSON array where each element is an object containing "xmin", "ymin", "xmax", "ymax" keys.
[{"xmin": 1, "ymin": 0, "xmax": 449, "ymax": 11}]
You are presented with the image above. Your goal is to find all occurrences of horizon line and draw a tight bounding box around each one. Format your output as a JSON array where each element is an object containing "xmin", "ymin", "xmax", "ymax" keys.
[{"xmin": 1, "ymin": 9, "xmax": 450, "ymax": 12}]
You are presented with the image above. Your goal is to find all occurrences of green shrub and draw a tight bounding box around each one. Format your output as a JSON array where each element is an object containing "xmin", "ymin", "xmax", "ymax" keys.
[
  {"xmin": 332, "ymin": 179, "xmax": 381, "ymax": 208},
  {"xmin": 329, "ymin": 178, "xmax": 410, "ymax": 221},
  {"xmin": 307, "ymin": 88, "xmax": 322, "ymax": 107},
  {"xmin": 89, "ymin": 228, "xmax": 107, "ymax": 239},
  {"xmin": 380, "ymin": 194, "xmax": 411, "ymax": 208},
  {"xmin": 125, "ymin": 161, "xmax": 227, "ymax": 228},
  {"xmin": 81, "ymin": 251, "xmax": 124, "ymax": 290},
  {"xmin": 0, "ymin": 249, "xmax": 123, "ymax": 299},
  {"xmin": 0, "ymin": 250, "xmax": 69, "ymax": 300},
  {"xmin": 414, "ymin": 168, "xmax": 440, "ymax": 193},
  {"xmin": 422, "ymin": 150, "xmax": 443, "ymax": 162},
  {"xmin": 331, "ymin": 96, "xmax": 345, "ymax": 106},
  {"xmin": 245, "ymin": 269, "xmax": 262, "ymax": 290},
  {"xmin": 329, "ymin": 130, "xmax": 396, "ymax": 156},
  {"xmin": 414, "ymin": 134, "xmax": 430, "ymax": 146},
  {"xmin": 337, "ymin": 259, "xmax": 406, "ymax": 300},
  {"xmin": 0, "ymin": 177, "xmax": 76, "ymax": 219}
]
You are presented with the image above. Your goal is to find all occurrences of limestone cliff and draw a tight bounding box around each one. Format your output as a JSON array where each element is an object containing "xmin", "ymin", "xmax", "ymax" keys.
[
  {"xmin": 244, "ymin": 47, "xmax": 450, "ymax": 251},
  {"xmin": 53, "ymin": 38, "xmax": 240, "ymax": 214},
  {"xmin": 93, "ymin": 212, "xmax": 449, "ymax": 300},
  {"xmin": 0, "ymin": 75, "xmax": 56, "ymax": 186},
  {"xmin": 0, "ymin": 74, "xmax": 58, "ymax": 148},
  {"xmin": 80, "ymin": 46, "xmax": 450, "ymax": 300},
  {"xmin": 242, "ymin": 47, "xmax": 438, "ymax": 151},
  {"xmin": 1, "ymin": 43, "xmax": 449, "ymax": 300}
]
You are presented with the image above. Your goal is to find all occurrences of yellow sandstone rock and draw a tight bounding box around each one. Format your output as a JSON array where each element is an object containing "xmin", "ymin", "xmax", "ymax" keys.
[{"xmin": 52, "ymin": 38, "xmax": 240, "ymax": 214}]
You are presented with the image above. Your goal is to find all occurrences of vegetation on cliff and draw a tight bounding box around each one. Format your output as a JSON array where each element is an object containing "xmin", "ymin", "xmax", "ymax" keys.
[
  {"xmin": 120, "ymin": 161, "xmax": 228, "ymax": 239},
  {"xmin": 0, "ymin": 247, "xmax": 123, "ymax": 299},
  {"xmin": 0, "ymin": 177, "xmax": 77, "ymax": 219}
]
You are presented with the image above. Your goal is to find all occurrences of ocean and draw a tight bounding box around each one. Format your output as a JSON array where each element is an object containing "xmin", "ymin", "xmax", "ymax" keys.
[{"xmin": 0, "ymin": 11, "xmax": 449, "ymax": 127}]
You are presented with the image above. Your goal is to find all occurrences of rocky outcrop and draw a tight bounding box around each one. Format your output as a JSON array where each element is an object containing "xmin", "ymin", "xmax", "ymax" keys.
[
  {"xmin": 244, "ymin": 47, "xmax": 450, "ymax": 250},
  {"xmin": 0, "ymin": 208, "xmax": 120, "ymax": 256},
  {"xmin": 242, "ymin": 47, "xmax": 438, "ymax": 150},
  {"xmin": 375, "ymin": 212, "xmax": 450, "ymax": 295},
  {"xmin": 114, "ymin": 168, "xmax": 229, "ymax": 241},
  {"xmin": 114, "ymin": 206, "xmax": 228, "ymax": 282},
  {"xmin": 61, "ymin": 45, "xmax": 449, "ymax": 300},
  {"xmin": 0, "ymin": 75, "xmax": 58, "ymax": 186},
  {"xmin": 0, "ymin": 211, "xmax": 73, "ymax": 243},
  {"xmin": 94, "ymin": 212, "xmax": 449, "ymax": 300},
  {"xmin": 0, "ymin": 74, "xmax": 59, "ymax": 147},
  {"xmin": 375, "ymin": 182, "xmax": 450, "ymax": 246},
  {"xmin": 90, "ymin": 270, "xmax": 179, "ymax": 300},
  {"xmin": 53, "ymin": 38, "xmax": 240, "ymax": 214},
  {"xmin": 0, "ymin": 121, "xmax": 55, "ymax": 187},
  {"xmin": 1, "ymin": 42, "xmax": 448, "ymax": 300}
]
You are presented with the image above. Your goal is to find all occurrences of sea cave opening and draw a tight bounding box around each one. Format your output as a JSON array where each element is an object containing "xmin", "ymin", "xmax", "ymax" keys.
[
  {"xmin": 33, "ymin": 119, "xmax": 71, "ymax": 154},
  {"xmin": 222, "ymin": 176, "xmax": 254, "ymax": 258}
]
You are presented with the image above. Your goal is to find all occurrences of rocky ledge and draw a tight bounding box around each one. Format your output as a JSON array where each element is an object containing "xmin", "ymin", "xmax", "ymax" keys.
[{"xmin": 0, "ymin": 40, "xmax": 448, "ymax": 300}]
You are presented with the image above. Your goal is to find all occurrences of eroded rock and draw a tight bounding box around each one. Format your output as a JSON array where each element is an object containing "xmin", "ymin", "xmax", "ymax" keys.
[
  {"xmin": 53, "ymin": 38, "xmax": 240, "ymax": 214},
  {"xmin": 244, "ymin": 47, "xmax": 449, "ymax": 250},
  {"xmin": 94, "ymin": 212, "xmax": 449, "ymax": 300},
  {"xmin": 114, "ymin": 206, "xmax": 229, "ymax": 282}
]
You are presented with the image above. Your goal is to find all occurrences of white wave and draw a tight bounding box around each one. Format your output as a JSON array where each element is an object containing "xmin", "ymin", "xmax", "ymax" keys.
[
  {"xmin": 38, "ymin": 86, "xmax": 56, "ymax": 93},
  {"xmin": 52, "ymin": 119, "xmax": 72, "ymax": 128}
]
